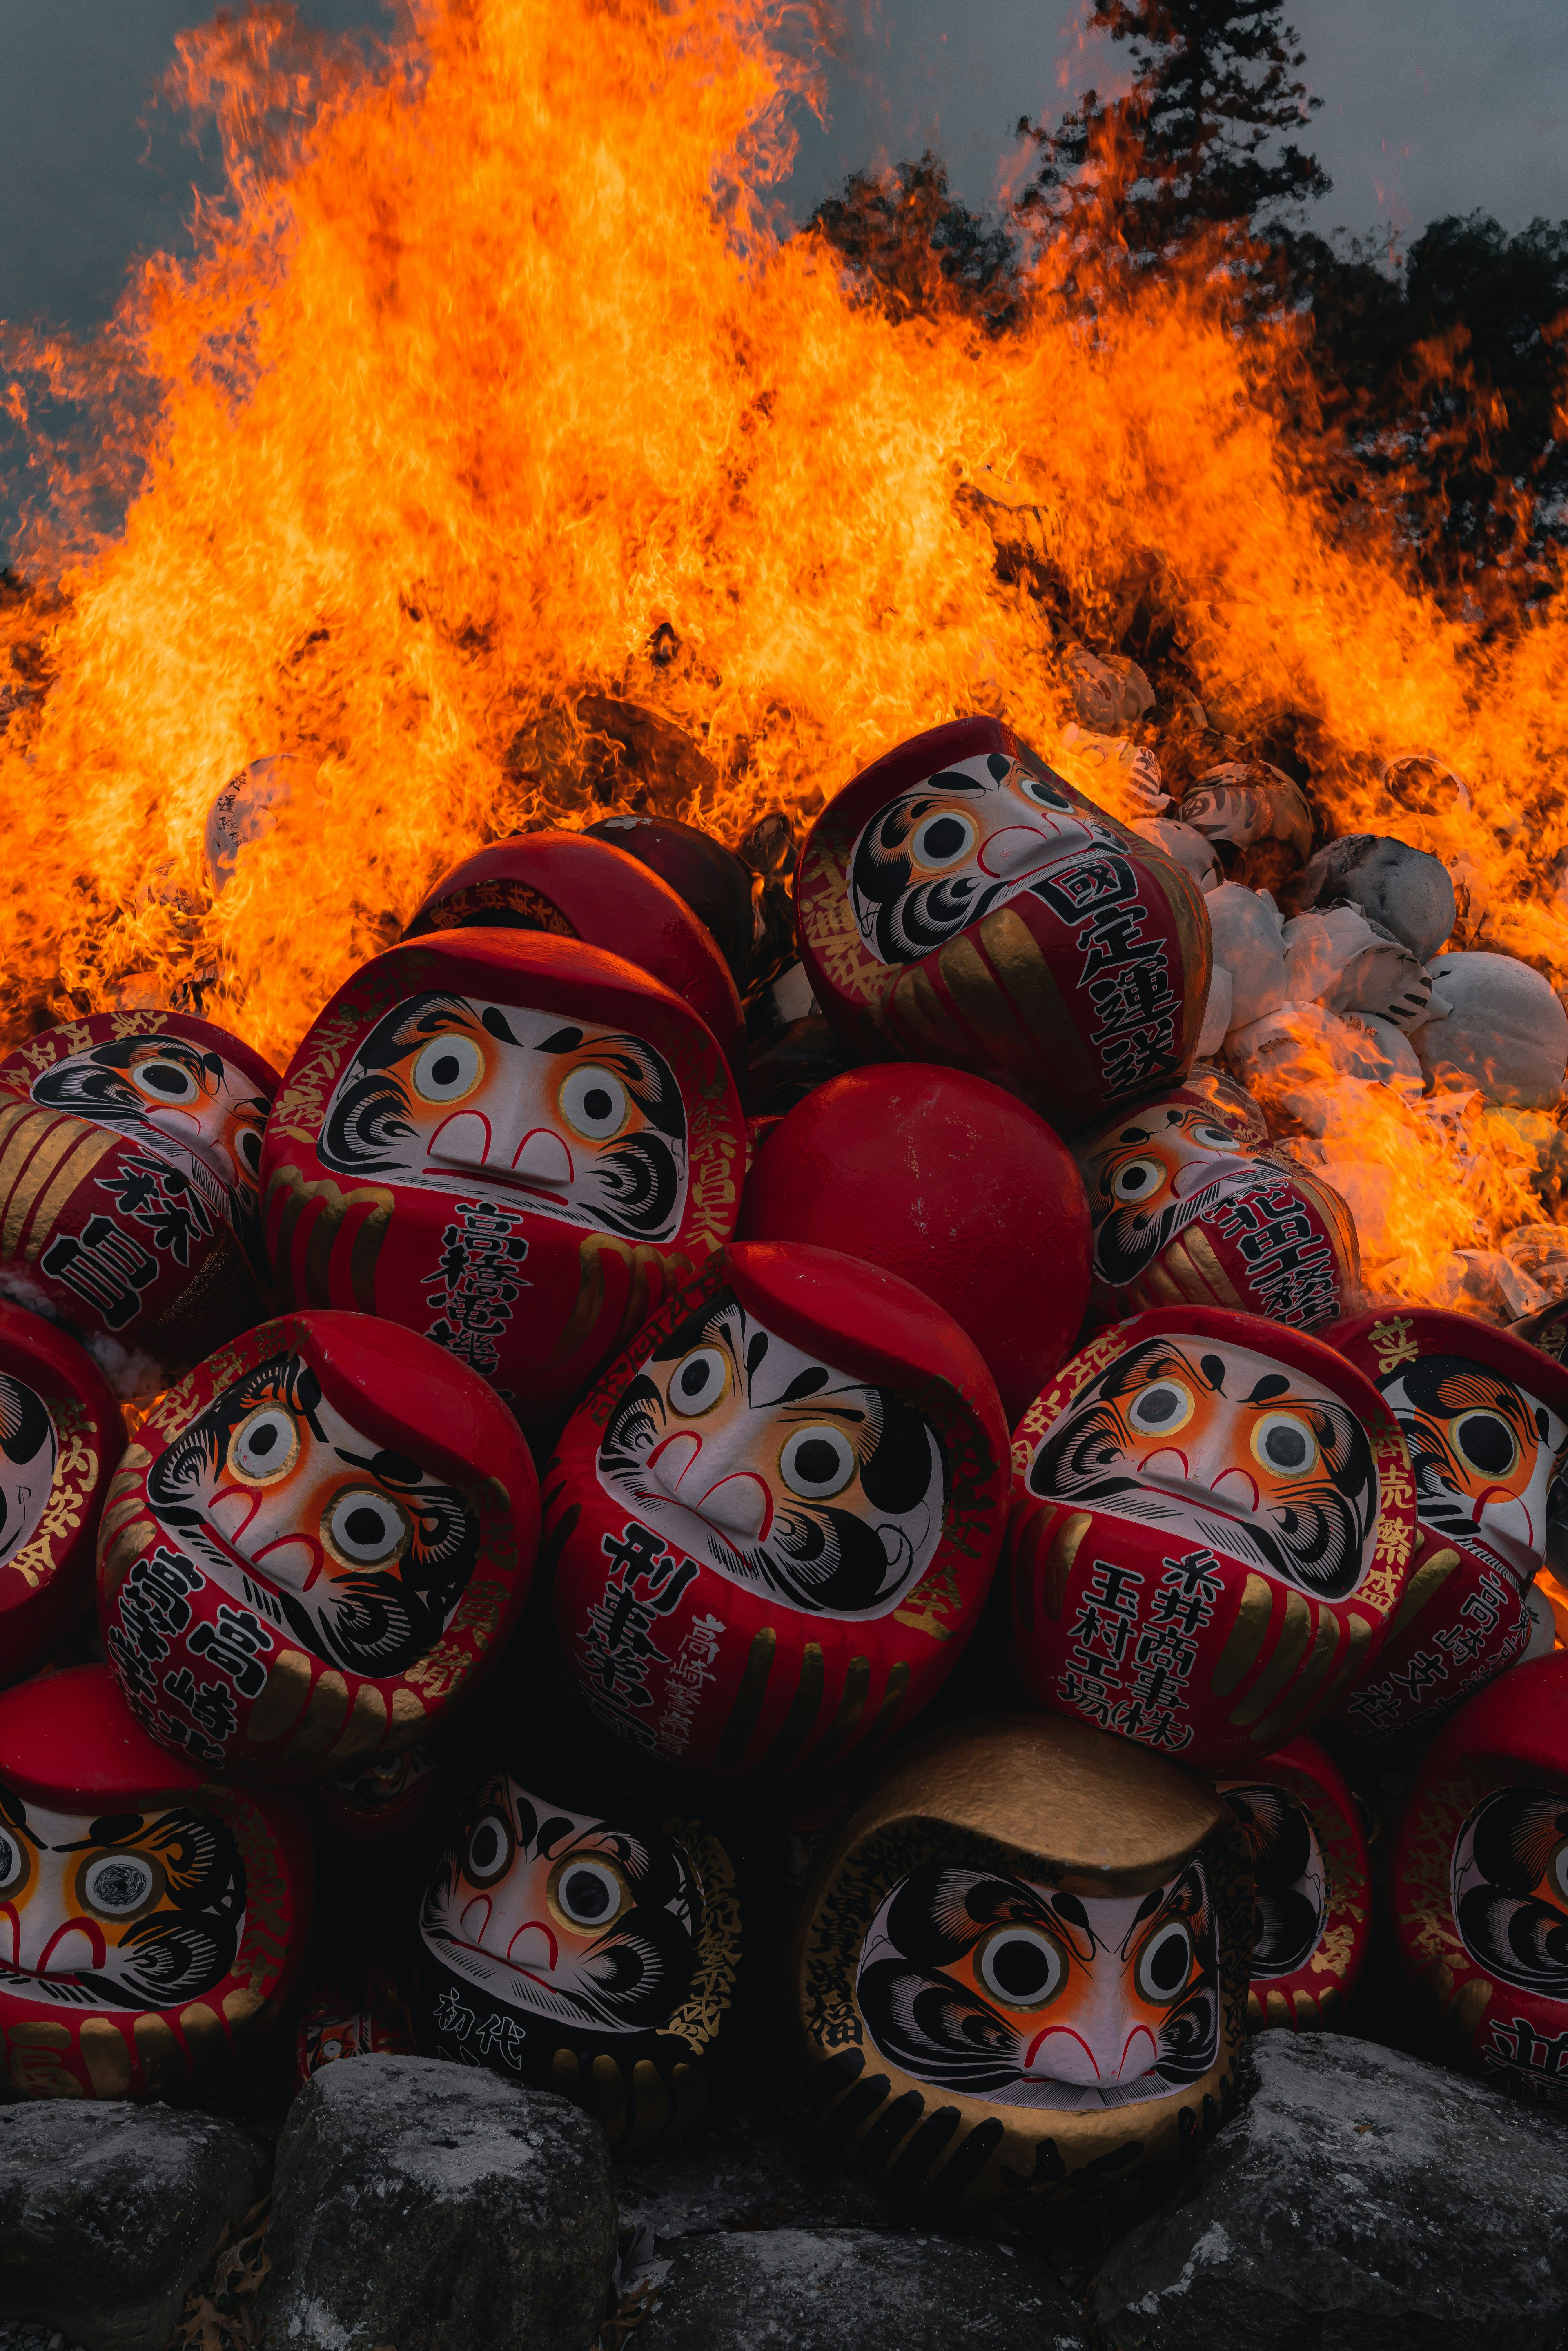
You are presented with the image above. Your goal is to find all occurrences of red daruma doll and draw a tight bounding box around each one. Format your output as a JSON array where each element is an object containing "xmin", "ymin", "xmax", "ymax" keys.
[
  {"xmin": 0, "ymin": 1301, "xmax": 123, "ymax": 1685},
  {"xmin": 260, "ymin": 931, "xmax": 745, "ymax": 1428},
  {"xmin": 546, "ymin": 1244, "xmax": 1010, "ymax": 1780},
  {"xmin": 0, "ymin": 1665, "xmax": 309, "ymax": 2099},
  {"xmin": 98, "ymin": 1310, "xmax": 539, "ymax": 1781},
  {"xmin": 1007, "ymin": 1307, "xmax": 1417, "ymax": 1772},
  {"xmin": 794, "ymin": 716, "xmax": 1210, "ymax": 1133}
]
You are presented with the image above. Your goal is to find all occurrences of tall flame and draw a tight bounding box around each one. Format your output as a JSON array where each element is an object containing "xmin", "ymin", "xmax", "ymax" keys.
[{"xmin": 2, "ymin": 0, "xmax": 1567, "ymax": 1304}]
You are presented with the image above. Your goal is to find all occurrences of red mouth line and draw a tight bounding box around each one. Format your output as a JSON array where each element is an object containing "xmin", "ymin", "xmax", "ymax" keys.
[
  {"xmin": 422, "ymin": 1164, "xmax": 566, "ymax": 1201},
  {"xmin": 448, "ymin": 1934, "xmax": 557, "ymax": 1987}
]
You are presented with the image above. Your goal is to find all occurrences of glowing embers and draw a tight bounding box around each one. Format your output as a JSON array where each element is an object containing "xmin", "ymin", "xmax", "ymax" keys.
[
  {"xmin": 0, "ymin": 1665, "xmax": 307, "ymax": 2099},
  {"xmin": 97, "ymin": 1309, "xmax": 538, "ymax": 1780},
  {"xmin": 789, "ymin": 1713, "xmax": 1250, "ymax": 2236},
  {"xmin": 0, "ymin": 1301, "xmax": 122, "ymax": 1684},
  {"xmin": 261, "ymin": 930, "xmax": 744, "ymax": 1427},
  {"xmin": 547, "ymin": 1244, "xmax": 1009, "ymax": 1779},
  {"xmin": 413, "ymin": 1747, "xmax": 741, "ymax": 2152},
  {"xmin": 1218, "ymin": 1734, "xmax": 1370, "ymax": 2032},
  {"xmin": 1328, "ymin": 1308, "xmax": 1568, "ymax": 1748},
  {"xmin": 0, "ymin": 1014, "xmax": 277, "ymax": 1391},
  {"xmin": 1392, "ymin": 1654, "xmax": 1568, "ymax": 2098},
  {"xmin": 1074, "ymin": 1088, "xmax": 1359, "ymax": 1333},
  {"xmin": 795, "ymin": 717, "xmax": 1211, "ymax": 1134},
  {"xmin": 1007, "ymin": 1307, "xmax": 1416, "ymax": 1771}
]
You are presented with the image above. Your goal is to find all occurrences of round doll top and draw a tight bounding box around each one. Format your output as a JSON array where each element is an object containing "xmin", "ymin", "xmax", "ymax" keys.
[
  {"xmin": 0, "ymin": 1664, "xmax": 215, "ymax": 1804},
  {"xmin": 400, "ymin": 832, "xmax": 744, "ymax": 1073},
  {"xmin": 1413, "ymin": 1649, "xmax": 1568, "ymax": 1790},
  {"xmin": 811, "ymin": 1711, "xmax": 1227, "ymax": 1894},
  {"xmin": 263, "ymin": 927, "xmax": 740, "ymax": 1255}
]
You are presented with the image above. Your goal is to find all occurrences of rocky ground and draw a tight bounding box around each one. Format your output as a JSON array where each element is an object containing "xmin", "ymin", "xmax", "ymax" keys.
[{"xmin": 1, "ymin": 2035, "xmax": 1566, "ymax": 2351}]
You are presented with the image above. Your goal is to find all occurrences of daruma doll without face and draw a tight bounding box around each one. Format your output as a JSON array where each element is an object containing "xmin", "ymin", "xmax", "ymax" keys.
[
  {"xmin": 794, "ymin": 715, "xmax": 1211, "ymax": 1135},
  {"xmin": 0, "ymin": 1012, "xmax": 280, "ymax": 1388},
  {"xmin": 98, "ymin": 1310, "xmax": 538, "ymax": 1782},
  {"xmin": 0, "ymin": 1664, "xmax": 309, "ymax": 2099},
  {"xmin": 1007, "ymin": 1307, "xmax": 1417, "ymax": 1771},
  {"xmin": 259, "ymin": 930, "xmax": 746, "ymax": 1428},
  {"xmin": 789, "ymin": 1711, "xmax": 1251, "ymax": 2237},
  {"xmin": 545, "ymin": 1243, "xmax": 1010, "ymax": 1781}
]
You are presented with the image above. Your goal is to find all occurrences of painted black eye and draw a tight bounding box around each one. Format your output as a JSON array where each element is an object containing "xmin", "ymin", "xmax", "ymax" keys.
[
  {"xmin": 229, "ymin": 1405, "xmax": 299, "ymax": 1485},
  {"xmin": 1129, "ymin": 1380, "xmax": 1192, "ymax": 1434},
  {"xmin": 324, "ymin": 1489, "xmax": 409, "ymax": 1569},
  {"xmin": 132, "ymin": 1058, "xmax": 200, "ymax": 1104},
  {"xmin": 1135, "ymin": 1920, "xmax": 1194, "ymax": 2003},
  {"xmin": 81, "ymin": 1851, "xmax": 162, "ymax": 1919},
  {"xmin": 1452, "ymin": 1412, "xmax": 1517, "ymax": 1477},
  {"xmin": 464, "ymin": 1808, "xmax": 514, "ymax": 1887},
  {"xmin": 561, "ymin": 1065, "xmax": 628, "ymax": 1141},
  {"xmin": 0, "ymin": 1832, "xmax": 27, "ymax": 1893},
  {"xmin": 1110, "ymin": 1155, "xmax": 1165, "ymax": 1203},
  {"xmin": 779, "ymin": 1425, "xmax": 855, "ymax": 1500},
  {"xmin": 1021, "ymin": 773, "xmax": 1069, "ymax": 808},
  {"xmin": 910, "ymin": 811, "xmax": 976, "ymax": 869},
  {"xmin": 412, "ymin": 1034, "xmax": 482, "ymax": 1103},
  {"xmin": 1252, "ymin": 1412, "xmax": 1319, "ymax": 1477},
  {"xmin": 236, "ymin": 1127, "xmax": 263, "ymax": 1176},
  {"xmin": 549, "ymin": 1854, "xmax": 631, "ymax": 1930},
  {"xmin": 977, "ymin": 1925, "xmax": 1064, "ymax": 2008},
  {"xmin": 670, "ymin": 1347, "xmax": 728, "ymax": 1416}
]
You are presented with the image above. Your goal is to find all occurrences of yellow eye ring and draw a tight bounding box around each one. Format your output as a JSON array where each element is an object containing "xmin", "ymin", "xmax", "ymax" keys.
[{"xmin": 547, "ymin": 1852, "xmax": 633, "ymax": 1934}]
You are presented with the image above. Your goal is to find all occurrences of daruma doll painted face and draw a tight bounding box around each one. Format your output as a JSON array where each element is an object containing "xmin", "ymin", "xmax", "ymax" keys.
[
  {"xmin": 1073, "ymin": 1089, "xmax": 1359, "ymax": 1334},
  {"xmin": 789, "ymin": 1712, "xmax": 1250, "ymax": 2237},
  {"xmin": 794, "ymin": 716, "xmax": 1211, "ymax": 1134},
  {"xmin": 0, "ymin": 1014, "xmax": 278, "ymax": 1388},
  {"xmin": 1391, "ymin": 1653, "xmax": 1568, "ymax": 2099},
  {"xmin": 98, "ymin": 1310, "xmax": 538, "ymax": 1782},
  {"xmin": 1217, "ymin": 1733, "xmax": 1370, "ymax": 2032},
  {"xmin": 413, "ymin": 1743, "xmax": 742, "ymax": 2153},
  {"xmin": 259, "ymin": 931, "xmax": 745, "ymax": 1426},
  {"xmin": 1007, "ymin": 1308, "xmax": 1417, "ymax": 1771},
  {"xmin": 1327, "ymin": 1309, "xmax": 1568, "ymax": 1747},
  {"xmin": 0, "ymin": 1302, "xmax": 123, "ymax": 1685},
  {"xmin": 0, "ymin": 1665, "xmax": 308, "ymax": 2099},
  {"xmin": 546, "ymin": 1244, "xmax": 1010, "ymax": 1780}
]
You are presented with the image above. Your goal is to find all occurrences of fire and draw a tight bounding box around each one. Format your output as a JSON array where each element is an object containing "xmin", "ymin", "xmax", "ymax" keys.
[{"xmin": 3, "ymin": 0, "xmax": 1568, "ymax": 1306}]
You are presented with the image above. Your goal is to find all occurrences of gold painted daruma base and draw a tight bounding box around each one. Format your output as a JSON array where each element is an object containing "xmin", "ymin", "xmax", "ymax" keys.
[{"xmin": 788, "ymin": 1714, "xmax": 1253, "ymax": 2240}]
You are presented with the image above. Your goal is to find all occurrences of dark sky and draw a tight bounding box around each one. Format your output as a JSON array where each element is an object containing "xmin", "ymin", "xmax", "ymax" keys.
[{"xmin": 2, "ymin": 0, "xmax": 1566, "ymax": 336}]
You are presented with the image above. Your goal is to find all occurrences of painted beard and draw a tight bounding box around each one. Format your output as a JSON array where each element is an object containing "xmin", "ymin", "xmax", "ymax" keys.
[
  {"xmin": 417, "ymin": 1774, "xmax": 698, "ymax": 2046},
  {"xmin": 30, "ymin": 1034, "xmax": 267, "ymax": 1263},
  {"xmin": 0, "ymin": 1789, "xmax": 244, "ymax": 2012},
  {"xmin": 855, "ymin": 1858, "xmax": 1218, "ymax": 2113},
  {"xmin": 1028, "ymin": 1333, "xmax": 1378, "ymax": 1602},
  {"xmin": 145, "ymin": 1349, "xmax": 483, "ymax": 1678},
  {"xmin": 595, "ymin": 1288, "xmax": 946, "ymax": 1620},
  {"xmin": 317, "ymin": 991, "xmax": 688, "ymax": 1244},
  {"xmin": 1081, "ymin": 1105, "xmax": 1280, "ymax": 1288},
  {"xmin": 0, "ymin": 1373, "xmax": 55, "ymax": 1572},
  {"xmin": 1452, "ymin": 1786, "xmax": 1568, "ymax": 2000},
  {"xmin": 1220, "ymin": 1782, "xmax": 1327, "ymax": 1981},
  {"xmin": 1377, "ymin": 1355, "xmax": 1568, "ymax": 1587},
  {"xmin": 847, "ymin": 751, "xmax": 1100, "ymax": 966}
]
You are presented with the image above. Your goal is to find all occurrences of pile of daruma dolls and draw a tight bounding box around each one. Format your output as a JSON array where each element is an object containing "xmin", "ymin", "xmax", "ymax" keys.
[{"xmin": 0, "ymin": 711, "xmax": 1564, "ymax": 2245}]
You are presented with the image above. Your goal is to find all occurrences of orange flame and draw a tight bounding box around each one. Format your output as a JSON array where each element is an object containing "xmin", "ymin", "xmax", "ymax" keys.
[{"xmin": 2, "ymin": 0, "xmax": 1568, "ymax": 1308}]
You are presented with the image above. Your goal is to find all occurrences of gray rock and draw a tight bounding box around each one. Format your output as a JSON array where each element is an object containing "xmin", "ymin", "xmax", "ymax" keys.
[
  {"xmin": 1089, "ymin": 2031, "xmax": 1568, "ymax": 2351},
  {"xmin": 255, "ymin": 2054, "xmax": 616, "ymax": 2351},
  {"xmin": 638, "ymin": 2226, "xmax": 1091, "ymax": 2350},
  {"xmin": 615, "ymin": 2096, "xmax": 918, "ymax": 2246},
  {"xmin": 1287, "ymin": 834, "xmax": 1457, "ymax": 962},
  {"xmin": 0, "ymin": 2101, "xmax": 270, "ymax": 2351}
]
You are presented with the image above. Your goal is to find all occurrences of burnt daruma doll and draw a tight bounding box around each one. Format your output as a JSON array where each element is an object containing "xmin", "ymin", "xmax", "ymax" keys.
[
  {"xmin": 1007, "ymin": 1307, "xmax": 1417, "ymax": 1772},
  {"xmin": 0, "ymin": 1665, "xmax": 308, "ymax": 2099},
  {"xmin": 1218, "ymin": 1734, "xmax": 1370, "ymax": 2031},
  {"xmin": 260, "ymin": 931, "xmax": 745, "ymax": 1428},
  {"xmin": 0, "ymin": 1014, "xmax": 278, "ymax": 1387},
  {"xmin": 1074, "ymin": 1087, "xmax": 1359, "ymax": 1334},
  {"xmin": 0, "ymin": 1303, "xmax": 123, "ymax": 1684},
  {"xmin": 546, "ymin": 1244, "xmax": 1010, "ymax": 1780},
  {"xmin": 1327, "ymin": 1310, "xmax": 1568, "ymax": 1749},
  {"xmin": 412, "ymin": 1730, "xmax": 743, "ymax": 2152},
  {"xmin": 794, "ymin": 716, "xmax": 1211, "ymax": 1134},
  {"xmin": 1391, "ymin": 1652, "xmax": 1568, "ymax": 2097},
  {"xmin": 402, "ymin": 831, "xmax": 745, "ymax": 1077},
  {"xmin": 790, "ymin": 1712, "xmax": 1250, "ymax": 2237},
  {"xmin": 97, "ymin": 1310, "xmax": 538, "ymax": 1781}
]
